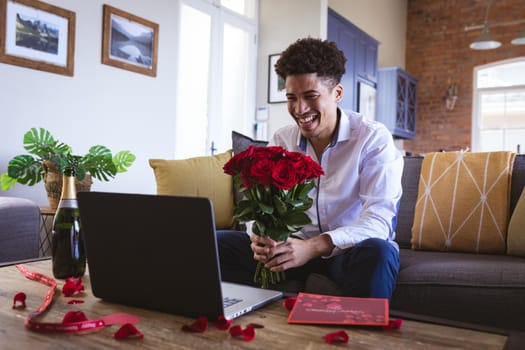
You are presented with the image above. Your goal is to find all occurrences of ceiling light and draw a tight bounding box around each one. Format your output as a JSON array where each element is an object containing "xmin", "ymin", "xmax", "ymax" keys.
[
  {"xmin": 470, "ymin": 24, "xmax": 502, "ymax": 50},
  {"xmin": 470, "ymin": 0, "xmax": 501, "ymax": 50},
  {"xmin": 511, "ymin": 27, "xmax": 525, "ymax": 45}
]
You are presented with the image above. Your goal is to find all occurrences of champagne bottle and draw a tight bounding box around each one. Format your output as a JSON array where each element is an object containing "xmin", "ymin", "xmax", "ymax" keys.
[{"xmin": 52, "ymin": 167, "xmax": 86, "ymax": 279}]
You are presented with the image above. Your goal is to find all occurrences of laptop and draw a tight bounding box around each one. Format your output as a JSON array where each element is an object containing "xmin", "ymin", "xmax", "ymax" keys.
[{"xmin": 77, "ymin": 191, "xmax": 283, "ymax": 320}]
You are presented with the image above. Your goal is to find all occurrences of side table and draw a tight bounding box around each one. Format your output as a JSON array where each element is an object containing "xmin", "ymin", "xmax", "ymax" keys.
[{"xmin": 39, "ymin": 206, "xmax": 56, "ymax": 257}]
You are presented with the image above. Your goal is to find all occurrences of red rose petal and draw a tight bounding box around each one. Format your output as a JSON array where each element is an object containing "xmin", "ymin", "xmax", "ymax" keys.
[
  {"xmin": 324, "ymin": 330, "xmax": 349, "ymax": 344},
  {"xmin": 67, "ymin": 299, "xmax": 85, "ymax": 304},
  {"xmin": 12, "ymin": 292, "xmax": 26, "ymax": 309},
  {"xmin": 214, "ymin": 315, "xmax": 232, "ymax": 330},
  {"xmin": 113, "ymin": 323, "xmax": 144, "ymax": 340},
  {"xmin": 62, "ymin": 311, "xmax": 88, "ymax": 324},
  {"xmin": 62, "ymin": 277, "xmax": 84, "ymax": 297},
  {"xmin": 283, "ymin": 297, "xmax": 297, "ymax": 311},
  {"xmin": 181, "ymin": 316, "xmax": 208, "ymax": 333},
  {"xmin": 383, "ymin": 318, "xmax": 403, "ymax": 330},
  {"xmin": 229, "ymin": 325, "xmax": 242, "ymax": 337},
  {"xmin": 229, "ymin": 325, "xmax": 255, "ymax": 341}
]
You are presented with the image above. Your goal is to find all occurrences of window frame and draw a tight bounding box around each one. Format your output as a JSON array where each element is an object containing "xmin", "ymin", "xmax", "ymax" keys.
[{"xmin": 472, "ymin": 57, "xmax": 525, "ymax": 152}]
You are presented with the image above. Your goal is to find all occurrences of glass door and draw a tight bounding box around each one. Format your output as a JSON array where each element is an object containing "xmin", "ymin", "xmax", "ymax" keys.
[
  {"xmin": 175, "ymin": 1, "xmax": 213, "ymax": 158},
  {"xmin": 175, "ymin": 0, "xmax": 257, "ymax": 159}
]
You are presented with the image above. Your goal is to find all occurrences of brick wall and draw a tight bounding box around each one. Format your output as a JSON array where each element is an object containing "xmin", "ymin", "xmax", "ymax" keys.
[{"xmin": 404, "ymin": 0, "xmax": 525, "ymax": 155}]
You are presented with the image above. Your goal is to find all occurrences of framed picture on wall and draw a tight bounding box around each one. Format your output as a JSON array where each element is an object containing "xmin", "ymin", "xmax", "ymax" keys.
[
  {"xmin": 268, "ymin": 54, "xmax": 286, "ymax": 103},
  {"xmin": 102, "ymin": 5, "xmax": 159, "ymax": 77},
  {"xmin": 0, "ymin": 0, "xmax": 76, "ymax": 76}
]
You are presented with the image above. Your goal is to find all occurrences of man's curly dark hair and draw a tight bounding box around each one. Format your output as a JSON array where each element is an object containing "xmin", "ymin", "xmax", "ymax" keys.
[{"xmin": 275, "ymin": 37, "xmax": 346, "ymax": 89}]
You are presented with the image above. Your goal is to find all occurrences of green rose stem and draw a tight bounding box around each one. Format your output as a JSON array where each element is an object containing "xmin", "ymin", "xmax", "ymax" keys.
[{"xmin": 254, "ymin": 261, "xmax": 285, "ymax": 289}]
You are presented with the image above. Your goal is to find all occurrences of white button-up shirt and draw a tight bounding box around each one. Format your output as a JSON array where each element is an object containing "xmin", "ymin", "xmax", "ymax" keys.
[{"xmin": 269, "ymin": 109, "xmax": 404, "ymax": 256}]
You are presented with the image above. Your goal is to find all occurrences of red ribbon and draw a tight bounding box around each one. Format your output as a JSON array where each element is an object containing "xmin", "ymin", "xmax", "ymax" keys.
[{"xmin": 15, "ymin": 264, "xmax": 140, "ymax": 334}]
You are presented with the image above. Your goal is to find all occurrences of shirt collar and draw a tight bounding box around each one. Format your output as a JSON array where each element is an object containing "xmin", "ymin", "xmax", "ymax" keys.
[{"xmin": 297, "ymin": 108, "xmax": 348, "ymax": 152}]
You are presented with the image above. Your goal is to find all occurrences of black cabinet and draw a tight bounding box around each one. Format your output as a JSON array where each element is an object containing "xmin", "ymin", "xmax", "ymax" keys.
[
  {"xmin": 328, "ymin": 8, "xmax": 378, "ymax": 112},
  {"xmin": 376, "ymin": 67, "xmax": 418, "ymax": 139}
]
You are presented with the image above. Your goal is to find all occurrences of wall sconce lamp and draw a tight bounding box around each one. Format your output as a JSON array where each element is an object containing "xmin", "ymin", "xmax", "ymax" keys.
[
  {"xmin": 445, "ymin": 83, "xmax": 459, "ymax": 111},
  {"xmin": 467, "ymin": 0, "xmax": 525, "ymax": 50}
]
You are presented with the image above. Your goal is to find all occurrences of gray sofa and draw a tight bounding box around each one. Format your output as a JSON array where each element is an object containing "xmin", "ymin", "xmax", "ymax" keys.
[
  {"xmin": 0, "ymin": 197, "xmax": 40, "ymax": 265},
  {"xmin": 299, "ymin": 154, "xmax": 525, "ymax": 332},
  {"xmin": 391, "ymin": 155, "xmax": 525, "ymax": 331},
  {"xmin": 231, "ymin": 132, "xmax": 525, "ymax": 331}
]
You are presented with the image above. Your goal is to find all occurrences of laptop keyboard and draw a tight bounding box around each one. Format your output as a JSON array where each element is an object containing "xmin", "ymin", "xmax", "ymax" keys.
[{"xmin": 223, "ymin": 297, "xmax": 243, "ymax": 308}]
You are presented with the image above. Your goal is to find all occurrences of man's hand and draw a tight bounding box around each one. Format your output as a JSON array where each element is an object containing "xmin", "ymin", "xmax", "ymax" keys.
[
  {"xmin": 250, "ymin": 234, "xmax": 278, "ymax": 262},
  {"xmin": 250, "ymin": 234, "xmax": 335, "ymax": 272}
]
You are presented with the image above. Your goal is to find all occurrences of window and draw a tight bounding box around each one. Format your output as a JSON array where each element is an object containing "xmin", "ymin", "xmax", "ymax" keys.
[
  {"xmin": 175, "ymin": 0, "xmax": 257, "ymax": 158},
  {"xmin": 473, "ymin": 59, "xmax": 525, "ymax": 153},
  {"xmin": 221, "ymin": 0, "xmax": 256, "ymax": 18}
]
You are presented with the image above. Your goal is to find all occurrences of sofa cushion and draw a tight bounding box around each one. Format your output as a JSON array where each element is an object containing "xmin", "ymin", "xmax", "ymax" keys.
[
  {"xmin": 149, "ymin": 150, "xmax": 234, "ymax": 229},
  {"xmin": 395, "ymin": 156, "xmax": 422, "ymax": 249},
  {"xmin": 507, "ymin": 187, "xmax": 525, "ymax": 257},
  {"xmin": 0, "ymin": 197, "xmax": 40, "ymax": 264},
  {"xmin": 510, "ymin": 154, "xmax": 525, "ymax": 215},
  {"xmin": 397, "ymin": 248, "xmax": 525, "ymax": 288},
  {"xmin": 393, "ymin": 248, "xmax": 525, "ymax": 330},
  {"xmin": 411, "ymin": 151, "xmax": 515, "ymax": 254},
  {"xmin": 232, "ymin": 130, "xmax": 268, "ymax": 155}
]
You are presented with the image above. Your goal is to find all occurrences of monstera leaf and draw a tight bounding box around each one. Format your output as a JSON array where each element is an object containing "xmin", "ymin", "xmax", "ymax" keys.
[{"xmin": 1, "ymin": 128, "xmax": 136, "ymax": 190}]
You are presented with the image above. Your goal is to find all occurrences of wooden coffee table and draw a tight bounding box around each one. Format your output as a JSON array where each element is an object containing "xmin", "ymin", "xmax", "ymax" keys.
[{"xmin": 0, "ymin": 259, "xmax": 511, "ymax": 349}]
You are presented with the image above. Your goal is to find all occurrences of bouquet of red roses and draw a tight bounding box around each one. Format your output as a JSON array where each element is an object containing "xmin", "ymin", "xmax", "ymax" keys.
[{"xmin": 223, "ymin": 146, "xmax": 324, "ymax": 288}]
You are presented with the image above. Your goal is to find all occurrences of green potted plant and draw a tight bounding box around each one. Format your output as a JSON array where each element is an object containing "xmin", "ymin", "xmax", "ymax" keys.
[{"xmin": 1, "ymin": 127, "xmax": 136, "ymax": 208}]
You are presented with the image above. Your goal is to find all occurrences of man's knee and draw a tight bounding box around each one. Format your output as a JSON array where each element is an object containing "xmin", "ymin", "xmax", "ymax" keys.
[{"xmin": 355, "ymin": 238, "xmax": 398, "ymax": 261}]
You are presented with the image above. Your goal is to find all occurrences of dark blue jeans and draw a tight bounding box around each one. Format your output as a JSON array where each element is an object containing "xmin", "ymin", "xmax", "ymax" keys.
[{"xmin": 216, "ymin": 230, "xmax": 400, "ymax": 301}]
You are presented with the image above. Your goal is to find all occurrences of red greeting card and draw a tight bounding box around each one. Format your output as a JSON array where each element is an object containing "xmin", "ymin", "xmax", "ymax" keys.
[{"xmin": 287, "ymin": 293, "xmax": 389, "ymax": 326}]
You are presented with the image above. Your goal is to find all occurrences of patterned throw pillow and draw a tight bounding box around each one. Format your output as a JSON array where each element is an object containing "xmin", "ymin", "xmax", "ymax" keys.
[
  {"xmin": 149, "ymin": 150, "xmax": 234, "ymax": 229},
  {"xmin": 411, "ymin": 151, "xmax": 516, "ymax": 253}
]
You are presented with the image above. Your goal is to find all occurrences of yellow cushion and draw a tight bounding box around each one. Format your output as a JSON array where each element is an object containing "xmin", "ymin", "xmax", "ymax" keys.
[
  {"xmin": 411, "ymin": 151, "xmax": 516, "ymax": 253},
  {"xmin": 507, "ymin": 187, "xmax": 525, "ymax": 257},
  {"xmin": 149, "ymin": 150, "xmax": 234, "ymax": 229}
]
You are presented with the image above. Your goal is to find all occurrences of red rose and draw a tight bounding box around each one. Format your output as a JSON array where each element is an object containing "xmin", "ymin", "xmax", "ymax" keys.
[
  {"xmin": 222, "ymin": 145, "xmax": 324, "ymax": 289},
  {"xmin": 271, "ymin": 158, "xmax": 298, "ymax": 190},
  {"xmin": 223, "ymin": 152, "xmax": 246, "ymax": 175},
  {"xmin": 223, "ymin": 145, "xmax": 323, "ymax": 190},
  {"xmin": 306, "ymin": 156, "xmax": 324, "ymax": 178},
  {"xmin": 245, "ymin": 158, "xmax": 274, "ymax": 186}
]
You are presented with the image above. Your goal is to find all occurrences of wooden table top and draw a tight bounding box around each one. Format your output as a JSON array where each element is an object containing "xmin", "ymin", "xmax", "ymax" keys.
[
  {"xmin": 39, "ymin": 206, "xmax": 57, "ymax": 216},
  {"xmin": 0, "ymin": 259, "xmax": 508, "ymax": 350}
]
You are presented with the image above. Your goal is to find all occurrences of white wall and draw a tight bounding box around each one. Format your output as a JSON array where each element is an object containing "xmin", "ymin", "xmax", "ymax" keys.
[
  {"xmin": 256, "ymin": 0, "xmax": 327, "ymax": 140},
  {"xmin": 1, "ymin": 0, "xmax": 179, "ymax": 206}
]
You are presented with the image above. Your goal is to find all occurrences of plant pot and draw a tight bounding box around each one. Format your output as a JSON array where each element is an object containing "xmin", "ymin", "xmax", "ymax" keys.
[{"xmin": 43, "ymin": 161, "xmax": 93, "ymax": 209}]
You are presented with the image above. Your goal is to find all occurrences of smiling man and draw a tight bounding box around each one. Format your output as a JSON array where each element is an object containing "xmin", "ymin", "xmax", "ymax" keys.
[{"xmin": 218, "ymin": 38, "xmax": 403, "ymax": 300}]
